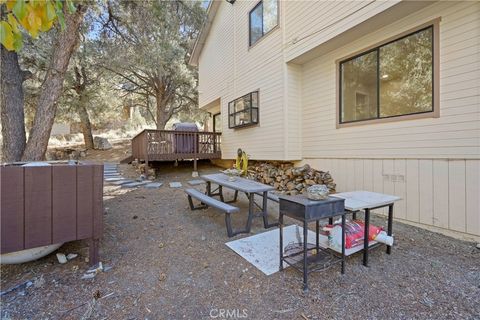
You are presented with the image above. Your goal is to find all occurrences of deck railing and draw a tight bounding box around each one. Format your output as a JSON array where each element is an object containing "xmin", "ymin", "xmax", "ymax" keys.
[{"xmin": 131, "ymin": 129, "xmax": 221, "ymax": 162}]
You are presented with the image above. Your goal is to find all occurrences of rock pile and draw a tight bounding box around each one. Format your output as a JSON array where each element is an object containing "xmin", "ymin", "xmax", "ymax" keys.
[
  {"xmin": 248, "ymin": 162, "xmax": 336, "ymax": 195},
  {"xmin": 93, "ymin": 136, "xmax": 112, "ymax": 150},
  {"xmin": 46, "ymin": 148, "xmax": 87, "ymax": 161}
]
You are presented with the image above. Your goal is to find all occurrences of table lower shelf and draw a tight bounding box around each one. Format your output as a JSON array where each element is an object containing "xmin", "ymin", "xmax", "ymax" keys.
[
  {"xmin": 285, "ymin": 233, "xmax": 379, "ymax": 257},
  {"xmin": 283, "ymin": 244, "xmax": 342, "ymax": 274}
]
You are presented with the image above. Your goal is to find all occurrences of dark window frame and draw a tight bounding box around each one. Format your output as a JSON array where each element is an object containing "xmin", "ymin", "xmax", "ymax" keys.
[
  {"xmin": 336, "ymin": 19, "xmax": 440, "ymax": 128},
  {"xmin": 228, "ymin": 91, "xmax": 259, "ymax": 129},
  {"xmin": 249, "ymin": 0, "xmax": 279, "ymax": 47},
  {"xmin": 213, "ymin": 113, "xmax": 222, "ymax": 133}
]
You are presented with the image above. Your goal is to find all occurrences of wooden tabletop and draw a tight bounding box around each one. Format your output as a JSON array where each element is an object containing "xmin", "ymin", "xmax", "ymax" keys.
[
  {"xmin": 201, "ymin": 173, "xmax": 274, "ymax": 193},
  {"xmin": 331, "ymin": 191, "xmax": 401, "ymax": 211}
]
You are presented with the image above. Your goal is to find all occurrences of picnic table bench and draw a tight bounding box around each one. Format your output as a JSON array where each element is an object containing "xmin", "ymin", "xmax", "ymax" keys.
[
  {"xmin": 185, "ymin": 173, "xmax": 279, "ymax": 237},
  {"xmin": 185, "ymin": 188, "xmax": 240, "ymax": 237}
]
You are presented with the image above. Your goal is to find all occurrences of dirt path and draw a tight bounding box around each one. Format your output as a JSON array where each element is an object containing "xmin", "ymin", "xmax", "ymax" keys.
[{"xmin": 1, "ymin": 160, "xmax": 479, "ymax": 319}]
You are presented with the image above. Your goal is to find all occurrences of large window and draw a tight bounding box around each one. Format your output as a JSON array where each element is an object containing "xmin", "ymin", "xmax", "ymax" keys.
[
  {"xmin": 228, "ymin": 91, "xmax": 259, "ymax": 129},
  {"xmin": 249, "ymin": 0, "xmax": 278, "ymax": 46},
  {"xmin": 339, "ymin": 24, "xmax": 436, "ymax": 125}
]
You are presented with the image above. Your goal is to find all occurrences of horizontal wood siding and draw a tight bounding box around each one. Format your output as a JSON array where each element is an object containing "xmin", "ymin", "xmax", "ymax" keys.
[
  {"xmin": 303, "ymin": 158, "xmax": 480, "ymax": 238},
  {"xmin": 198, "ymin": 1, "xmax": 287, "ymax": 160},
  {"xmin": 301, "ymin": 1, "xmax": 480, "ymax": 159},
  {"xmin": 198, "ymin": 2, "xmax": 234, "ymax": 108},
  {"xmin": 284, "ymin": 0, "xmax": 399, "ymax": 61},
  {"xmin": 285, "ymin": 63, "xmax": 302, "ymax": 160}
]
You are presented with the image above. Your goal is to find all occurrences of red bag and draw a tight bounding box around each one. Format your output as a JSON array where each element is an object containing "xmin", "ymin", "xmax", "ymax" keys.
[{"xmin": 327, "ymin": 220, "xmax": 383, "ymax": 249}]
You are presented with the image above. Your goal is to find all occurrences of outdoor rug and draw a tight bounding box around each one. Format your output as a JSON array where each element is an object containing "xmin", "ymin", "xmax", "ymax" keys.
[{"xmin": 225, "ymin": 225, "xmax": 318, "ymax": 276}]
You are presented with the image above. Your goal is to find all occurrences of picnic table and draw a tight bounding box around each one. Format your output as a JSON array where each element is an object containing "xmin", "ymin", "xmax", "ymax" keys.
[
  {"xmin": 201, "ymin": 173, "xmax": 278, "ymax": 236},
  {"xmin": 331, "ymin": 191, "xmax": 401, "ymax": 267}
]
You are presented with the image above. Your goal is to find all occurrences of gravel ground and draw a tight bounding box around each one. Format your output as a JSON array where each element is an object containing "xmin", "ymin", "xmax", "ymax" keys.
[{"xmin": 1, "ymin": 160, "xmax": 479, "ymax": 320}]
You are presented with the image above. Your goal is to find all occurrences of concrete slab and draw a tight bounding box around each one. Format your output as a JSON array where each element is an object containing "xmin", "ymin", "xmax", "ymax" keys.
[
  {"xmin": 104, "ymin": 172, "xmax": 120, "ymax": 176},
  {"xmin": 188, "ymin": 179, "xmax": 205, "ymax": 186},
  {"xmin": 122, "ymin": 181, "xmax": 149, "ymax": 188},
  {"xmin": 144, "ymin": 182, "xmax": 163, "ymax": 189},
  {"xmin": 169, "ymin": 182, "xmax": 182, "ymax": 188},
  {"xmin": 105, "ymin": 177, "xmax": 125, "ymax": 182},
  {"xmin": 110, "ymin": 179, "xmax": 135, "ymax": 186}
]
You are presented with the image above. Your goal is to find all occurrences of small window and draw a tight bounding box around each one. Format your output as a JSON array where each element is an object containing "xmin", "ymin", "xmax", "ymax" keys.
[
  {"xmin": 339, "ymin": 25, "xmax": 435, "ymax": 125},
  {"xmin": 249, "ymin": 0, "xmax": 278, "ymax": 46},
  {"xmin": 228, "ymin": 92, "xmax": 259, "ymax": 129}
]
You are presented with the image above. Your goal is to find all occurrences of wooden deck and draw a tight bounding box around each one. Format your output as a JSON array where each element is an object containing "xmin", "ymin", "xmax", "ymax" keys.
[{"xmin": 131, "ymin": 129, "xmax": 221, "ymax": 167}]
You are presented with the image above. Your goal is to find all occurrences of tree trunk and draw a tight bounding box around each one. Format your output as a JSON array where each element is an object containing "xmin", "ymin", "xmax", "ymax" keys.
[
  {"xmin": 78, "ymin": 99, "xmax": 94, "ymax": 150},
  {"xmin": 22, "ymin": 6, "xmax": 87, "ymax": 161},
  {"xmin": 0, "ymin": 47, "xmax": 27, "ymax": 163},
  {"xmin": 155, "ymin": 96, "xmax": 169, "ymax": 130}
]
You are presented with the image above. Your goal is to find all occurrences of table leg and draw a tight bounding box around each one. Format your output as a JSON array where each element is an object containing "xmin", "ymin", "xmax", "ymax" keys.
[
  {"xmin": 363, "ymin": 208, "xmax": 370, "ymax": 267},
  {"xmin": 279, "ymin": 213, "xmax": 284, "ymax": 271},
  {"xmin": 352, "ymin": 210, "xmax": 357, "ymax": 220},
  {"xmin": 303, "ymin": 220, "xmax": 309, "ymax": 292},
  {"xmin": 315, "ymin": 221, "xmax": 320, "ymax": 252},
  {"xmin": 262, "ymin": 191, "xmax": 269, "ymax": 228},
  {"xmin": 387, "ymin": 204, "xmax": 394, "ymax": 254},
  {"xmin": 261, "ymin": 191, "xmax": 278, "ymax": 229},
  {"xmin": 206, "ymin": 181, "xmax": 211, "ymax": 196},
  {"xmin": 219, "ymin": 185, "xmax": 224, "ymax": 202},
  {"xmin": 246, "ymin": 193, "xmax": 254, "ymax": 233},
  {"xmin": 341, "ymin": 213, "xmax": 345, "ymax": 274}
]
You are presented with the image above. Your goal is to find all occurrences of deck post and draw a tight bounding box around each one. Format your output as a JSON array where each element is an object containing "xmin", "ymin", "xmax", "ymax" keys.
[{"xmin": 193, "ymin": 132, "xmax": 198, "ymax": 174}]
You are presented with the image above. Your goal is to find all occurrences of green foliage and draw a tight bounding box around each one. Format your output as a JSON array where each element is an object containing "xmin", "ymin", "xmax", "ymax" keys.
[
  {"xmin": 15, "ymin": 1, "xmax": 208, "ymax": 138},
  {"xmin": 97, "ymin": 0, "xmax": 207, "ymax": 128},
  {"xmin": 0, "ymin": 0, "xmax": 76, "ymax": 51}
]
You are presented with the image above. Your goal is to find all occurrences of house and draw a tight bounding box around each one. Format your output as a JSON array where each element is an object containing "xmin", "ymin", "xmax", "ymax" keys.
[{"xmin": 189, "ymin": 0, "xmax": 480, "ymax": 240}]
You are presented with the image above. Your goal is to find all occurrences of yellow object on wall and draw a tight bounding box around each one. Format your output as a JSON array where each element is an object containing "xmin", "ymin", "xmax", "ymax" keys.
[{"xmin": 235, "ymin": 151, "xmax": 248, "ymax": 175}]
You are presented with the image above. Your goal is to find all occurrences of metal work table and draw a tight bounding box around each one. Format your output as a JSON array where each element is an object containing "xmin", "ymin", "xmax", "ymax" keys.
[
  {"xmin": 278, "ymin": 195, "xmax": 346, "ymax": 292},
  {"xmin": 331, "ymin": 191, "xmax": 401, "ymax": 267},
  {"xmin": 201, "ymin": 173, "xmax": 278, "ymax": 236}
]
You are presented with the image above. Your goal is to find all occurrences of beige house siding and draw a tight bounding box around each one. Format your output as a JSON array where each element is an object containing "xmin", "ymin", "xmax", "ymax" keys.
[
  {"xmin": 283, "ymin": 0, "xmax": 401, "ymax": 62},
  {"xmin": 284, "ymin": 63, "xmax": 302, "ymax": 160},
  {"xmin": 301, "ymin": 1, "xmax": 480, "ymax": 159},
  {"xmin": 198, "ymin": 2, "xmax": 234, "ymax": 108},
  {"xmin": 298, "ymin": 1, "xmax": 480, "ymax": 238},
  {"xmin": 302, "ymin": 158, "xmax": 480, "ymax": 239},
  {"xmin": 194, "ymin": 1, "xmax": 480, "ymax": 239},
  {"xmin": 198, "ymin": 0, "xmax": 289, "ymax": 160}
]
